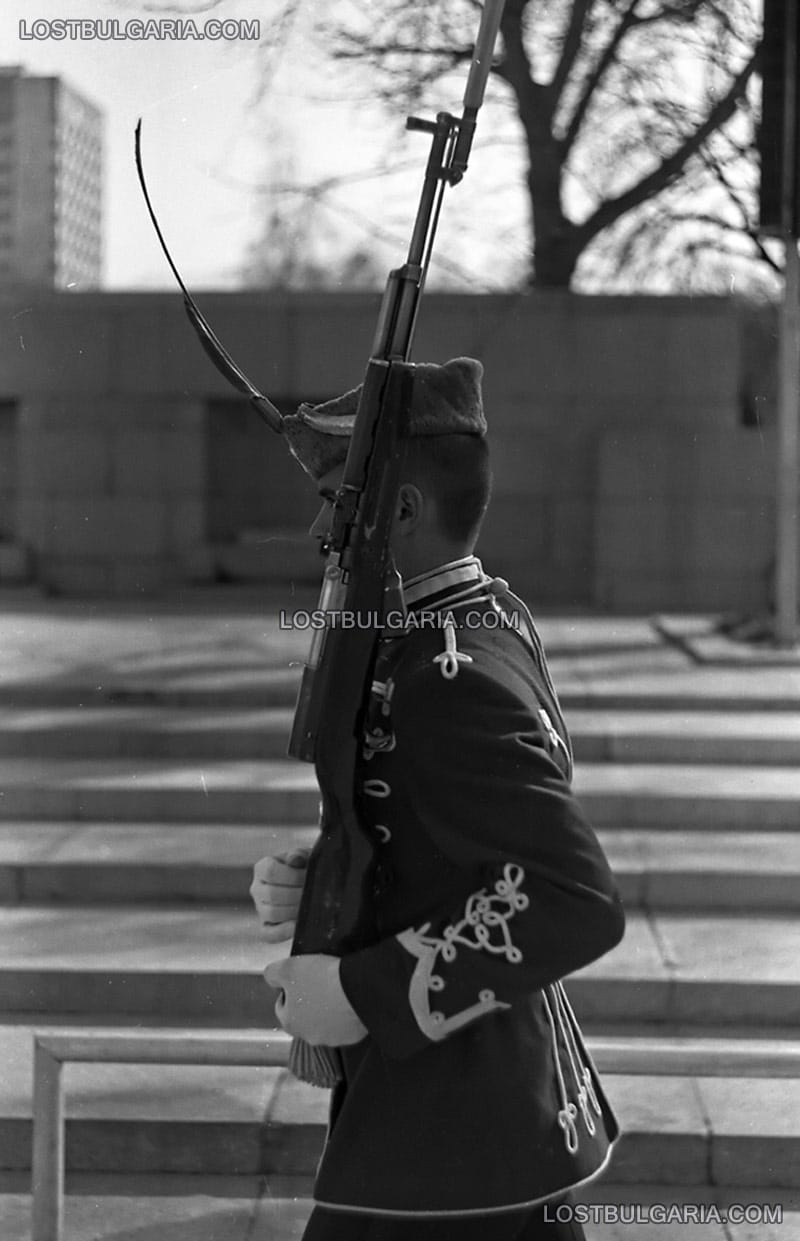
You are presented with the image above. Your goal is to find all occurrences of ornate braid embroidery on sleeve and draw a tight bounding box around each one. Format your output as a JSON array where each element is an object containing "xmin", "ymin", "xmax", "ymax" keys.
[{"xmin": 396, "ymin": 863, "xmax": 528, "ymax": 1041}]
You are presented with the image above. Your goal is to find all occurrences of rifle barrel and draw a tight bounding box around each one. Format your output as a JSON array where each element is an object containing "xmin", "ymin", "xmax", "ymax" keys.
[{"xmin": 462, "ymin": 0, "xmax": 506, "ymax": 112}]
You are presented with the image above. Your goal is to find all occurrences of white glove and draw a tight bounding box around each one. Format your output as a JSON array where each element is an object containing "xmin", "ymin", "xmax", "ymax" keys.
[
  {"xmin": 264, "ymin": 954, "xmax": 368, "ymax": 1047},
  {"xmin": 250, "ymin": 847, "xmax": 310, "ymax": 943}
]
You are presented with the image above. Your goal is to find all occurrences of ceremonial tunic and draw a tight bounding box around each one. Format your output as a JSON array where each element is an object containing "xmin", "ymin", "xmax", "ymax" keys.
[{"xmin": 311, "ymin": 558, "xmax": 625, "ymax": 1219}]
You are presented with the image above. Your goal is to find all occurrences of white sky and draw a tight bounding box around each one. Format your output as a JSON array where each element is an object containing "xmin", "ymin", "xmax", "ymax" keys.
[
  {"xmin": 0, "ymin": 0, "xmax": 524, "ymax": 291},
  {"xmin": 2, "ymin": 0, "xmax": 271, "ymax": 286}
]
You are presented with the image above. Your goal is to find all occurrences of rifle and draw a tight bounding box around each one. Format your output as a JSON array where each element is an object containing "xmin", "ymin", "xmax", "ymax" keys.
[
  {"xmin": 288, "ymin": 0, "xmax": 506, "ymax": 961},
  {"xmin": 134, "ymin": 1, "xmax": 505, "ymax": 1062}
]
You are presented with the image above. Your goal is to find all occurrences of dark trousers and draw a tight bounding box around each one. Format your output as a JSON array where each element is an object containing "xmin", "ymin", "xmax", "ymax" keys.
[{"xmin": 302, "ymin": 1195, "xmax": 586, "ymax": 1240}]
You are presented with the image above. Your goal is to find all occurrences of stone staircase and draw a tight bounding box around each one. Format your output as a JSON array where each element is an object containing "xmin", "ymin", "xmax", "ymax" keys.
[{"xmin": 1, "ymin": 612, "xmax": 799, "ymax": 1239}]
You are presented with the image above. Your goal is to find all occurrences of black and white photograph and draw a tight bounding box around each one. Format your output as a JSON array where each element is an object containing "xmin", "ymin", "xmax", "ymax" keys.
[{"xmin": 0, "ymin": 1, "xmax": 799, "ymax": 1238}]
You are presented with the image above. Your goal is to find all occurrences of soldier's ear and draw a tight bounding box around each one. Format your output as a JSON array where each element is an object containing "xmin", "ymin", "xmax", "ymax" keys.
[{"xmin": 394, "ymin": 483, "xmax": 423, "ymax": 535}]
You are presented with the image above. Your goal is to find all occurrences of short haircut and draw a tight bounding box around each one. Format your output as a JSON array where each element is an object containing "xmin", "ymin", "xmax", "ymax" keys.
[{"xmin": 400, "ymin": 433, "xmax": 492, "ymax": 546}]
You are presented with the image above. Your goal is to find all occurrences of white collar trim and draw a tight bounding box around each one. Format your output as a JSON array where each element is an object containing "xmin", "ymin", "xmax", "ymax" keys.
[{"xmin": 402, "ymin": 556, "xmax": 484, "ymax": 607}]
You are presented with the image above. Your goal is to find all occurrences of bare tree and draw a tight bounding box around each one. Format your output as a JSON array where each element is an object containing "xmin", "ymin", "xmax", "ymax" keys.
[
  {"xmin": 123, "ymin": 0, "xmax": 767, "ymax": 291},
  {"xmin": 239, "ymin": 179, "xmax": 385, "ymax": 290},
  {"xmin": 308, "ymin": 0, "xmax": 763, "ymax": 290}
]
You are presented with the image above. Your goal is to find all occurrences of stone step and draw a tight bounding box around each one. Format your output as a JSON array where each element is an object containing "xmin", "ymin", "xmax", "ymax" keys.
[
  {"xmin": 0, "ymin": 905, "xmax": 283, "ymax": 1023},
  {"xmin": 0, "ymin": 598, "xmax": 313, "ymax": 708},
  {"xmin": 0, "ymin": 668, "xmax": 304, "ymax": 709},
  {"xmin": 3, "ymin": 704, "xmax": 800, "ymax": 764},
  {"xmin": 0, "ymin": 706, "xmax": 295, "ymax": 759},
  {"xmin": 574, "ymin": 911, "xmax": 800, "ymax": 1027},
  {"xmin": 0, "ymin": 1173, "xmax": 314, "ymax": 1241},
  {"xmin": 1, "ymin": 906, "xmax": 798, "ymax": 1026},
  {"xmin": 1, "ymin": 1021, "xmax": 800, "ymax": 1190},
  {"xmin": 566, "ymin": 710, "xmax": 800, "ymax": 766},
  {"xmin": 5, "ymin": 661, "xmax": 800, "ymax": 713},
  {"xmin": 0, "ymin": 823, "xmax": 314, "ymax": 904},
  {"xmin": 5, "ymin": 676, "xmax": 800, "ymax": 714},
  {"xmin": 1, "ymin": 758, "xmax": 799, "ymax": 828},
  {"xmin": 1, "ymin": 824, "xmax": 797, "ymax": 911},
  {"xmin": 2, "ymin": 1179, "xmax": 798, "ymax": 1241},
  {"xmin": 603, "ymin": 829, "xmax": 800, "ymax": 911},
  {"xmin": 576, "ymin": 764, "xmax": 800, "ymax": 829},
  {"xmin": 553, "ymin": 665, "xmax": 800, "ymax": 714},
  {"xmin": 0, "ymin": 758, "xmax": 318, "ymax": 823}
]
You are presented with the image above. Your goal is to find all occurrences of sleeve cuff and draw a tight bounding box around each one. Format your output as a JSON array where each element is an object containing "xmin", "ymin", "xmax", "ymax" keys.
[{"xmin": 339, "ymin": 935, "xmax": 434, "ymax": 1060}]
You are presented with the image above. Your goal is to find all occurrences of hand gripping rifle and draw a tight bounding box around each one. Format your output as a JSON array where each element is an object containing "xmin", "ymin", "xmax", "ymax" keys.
[{"xmin": 288, "ymin": 0, "xmax": 506, "ymax": 964}]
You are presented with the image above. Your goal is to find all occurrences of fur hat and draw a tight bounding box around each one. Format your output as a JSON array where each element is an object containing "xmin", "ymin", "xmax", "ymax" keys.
[{"xmin": 283, "ymin": 357, "xmax": 486, "ymax": 480}]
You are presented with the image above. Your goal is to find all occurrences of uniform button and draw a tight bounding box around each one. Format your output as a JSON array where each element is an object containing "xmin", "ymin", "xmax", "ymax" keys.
[{"xmin": 372, "ymin": 862, "xmax": 395, "ymax": 896}]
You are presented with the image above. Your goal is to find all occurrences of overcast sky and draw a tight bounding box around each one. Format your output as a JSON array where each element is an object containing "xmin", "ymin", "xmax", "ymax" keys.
[
  {"xmin": 0, "ymin": 0, "xmax": 521, "ymax": 292},
  {"xmin": 0, "ymin": 0, "xmax": 390, "ymax": 289}
]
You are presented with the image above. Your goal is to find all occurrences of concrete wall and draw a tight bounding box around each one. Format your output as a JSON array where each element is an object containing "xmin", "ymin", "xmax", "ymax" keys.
[
  {"xmin": 15, "ymin": 396, "xmax": 205, "ymax": 595},
  {"xmin": 0, "ymin": 288, "xmax": 778, "ymax": 610}
]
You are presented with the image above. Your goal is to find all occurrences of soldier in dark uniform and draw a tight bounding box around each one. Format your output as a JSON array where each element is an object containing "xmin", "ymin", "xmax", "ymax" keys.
[{"xmin": 251, "ymin": 358, "xmax": 626, "ymax": 1240}]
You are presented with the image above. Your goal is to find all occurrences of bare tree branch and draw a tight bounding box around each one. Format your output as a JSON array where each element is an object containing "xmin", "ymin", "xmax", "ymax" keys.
[
  {"xmin": 238, "ymin": 0, "xmax": 765, "ymax": 292},
  {"xmin": 576, "ymin": 52, "xmax": 757, "ymax": 248},
  {"xmin": 551, "ymin": 0, "xmax": 596, "ymax": 103},
  {"xmin": 560, "ymin": 1, "xmax": 641, "ymax": 153}
]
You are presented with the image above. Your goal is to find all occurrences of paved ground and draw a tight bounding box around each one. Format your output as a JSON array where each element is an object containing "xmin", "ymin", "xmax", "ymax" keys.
[
  {"xmin": 2, "ymin": 586, "xmax": 799, "ymax": 1240},
  {"xmin": 0, "ymin": 585, "xmax": 315, "ymax": 702},
  {"xmin": 1, "ymin": 585, "xmax": 798, "ymax": 704}
]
